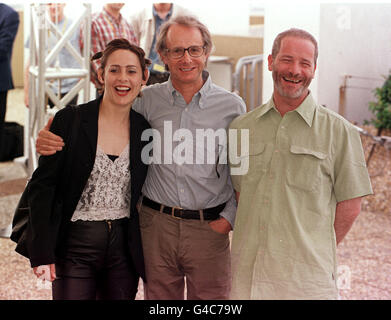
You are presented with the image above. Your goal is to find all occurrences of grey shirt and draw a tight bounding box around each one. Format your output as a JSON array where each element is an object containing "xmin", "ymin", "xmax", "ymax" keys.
[{"xmin": 133, "ymin": 72, "xmax": 246, "ymax": 227}]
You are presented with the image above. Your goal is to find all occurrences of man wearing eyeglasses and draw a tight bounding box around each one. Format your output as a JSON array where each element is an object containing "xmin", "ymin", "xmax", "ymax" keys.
[
  {"xmin": 35, "ymin": 15, "xmax": 245, "ymax": 300},
  {"xmin": 132, "ymin": 15, "xmax": 245, "ymax": 300}
]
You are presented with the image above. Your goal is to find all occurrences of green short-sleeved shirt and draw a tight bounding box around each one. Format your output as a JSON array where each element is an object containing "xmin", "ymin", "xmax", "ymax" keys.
[{"xmin": 228, "ymin": 93, "xmax": 373, "ymax": 300}]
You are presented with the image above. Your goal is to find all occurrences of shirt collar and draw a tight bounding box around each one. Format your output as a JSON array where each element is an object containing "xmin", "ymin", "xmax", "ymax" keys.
[
  {"xmin": 103, "ymin": 7, "xmax": 122, "ymax": 24},
  {"xmin": 152, "ymin": 4, "xmax": 173, "ymax": 21},
  {"xmin": 255, "ymin": 98, "xmax": 276, "ymax": 120},
  {"xmin": 166, "ymin": 70, "xmax": 212, "ymax": 108},
  {"xmin": 292, "ymin": 92, "xmax": 316, "ymax": 127},
  {"xmin": 256, "ymin": 92, "xmax": 316, "ymax": 127}
]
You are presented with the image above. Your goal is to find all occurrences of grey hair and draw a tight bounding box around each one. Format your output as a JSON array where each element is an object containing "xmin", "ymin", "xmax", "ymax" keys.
[{"xmin": 155, "ymin": 15, "xmax": 213, "ymax": 56}]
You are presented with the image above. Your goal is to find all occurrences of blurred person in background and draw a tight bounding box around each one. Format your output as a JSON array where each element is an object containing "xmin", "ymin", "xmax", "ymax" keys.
[
  {"xmin": 81, "ymin": 3, "xmax": 138, "ymax": 95},
  {"xmin": 131, "ymin": 3, "xmax": 190, "ymax": 85},
  {"xmin": 24, "ymin": 3, "xmax": 80, "ymax": 109},
  {"xmin": 0, "ymin": 3, "xmax": 19, "ymax": 158}
]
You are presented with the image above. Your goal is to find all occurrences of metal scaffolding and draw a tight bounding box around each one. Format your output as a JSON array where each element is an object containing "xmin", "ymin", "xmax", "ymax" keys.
[{"xmin": 25, "ymin": 3, "xmax": 91, "ymax": 175}]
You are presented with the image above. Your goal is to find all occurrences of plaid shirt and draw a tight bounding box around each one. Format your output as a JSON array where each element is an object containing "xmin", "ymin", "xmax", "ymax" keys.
[{"xmin": 80, "ymin": 8, "xmax": 138, "ymax": 87}]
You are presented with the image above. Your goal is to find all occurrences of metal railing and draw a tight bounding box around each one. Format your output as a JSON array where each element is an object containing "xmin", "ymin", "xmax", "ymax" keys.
[{"xmin": 232, "ymin": 54, "xmax": 263, "ymax": 111}]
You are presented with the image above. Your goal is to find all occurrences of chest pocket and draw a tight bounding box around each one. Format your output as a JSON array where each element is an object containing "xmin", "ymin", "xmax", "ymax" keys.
[
  {"xmin": 235, "ymin": 142, "xmax": 266, "ymax": 177},
  {"xmin": 287, "ymin": 145, "xmax": 327, "ymax": 192}
]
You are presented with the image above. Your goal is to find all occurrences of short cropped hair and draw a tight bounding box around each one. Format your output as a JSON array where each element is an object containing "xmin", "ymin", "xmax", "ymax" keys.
[{"xmin": 272, "ymin": 28, "xmax": 318, "ymax": 64}]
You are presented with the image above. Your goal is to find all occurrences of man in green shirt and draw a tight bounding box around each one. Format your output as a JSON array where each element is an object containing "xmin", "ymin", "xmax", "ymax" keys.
[{"xmin": 228, "ymin": 28, "xmax": 373, "ymax": 299}]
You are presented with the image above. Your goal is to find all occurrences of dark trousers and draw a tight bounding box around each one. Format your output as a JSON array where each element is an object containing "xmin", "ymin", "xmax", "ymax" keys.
[
  {"xmin": 52, "ymin": 218, "xmax": 138, "ymax": 300},
  {"xmin": 0, "ymin": 91, "xmax": 8, "ymax": 154},
  {"xmin": 139, "ymin": 204, "xmax": 231, "ymax": 300}
]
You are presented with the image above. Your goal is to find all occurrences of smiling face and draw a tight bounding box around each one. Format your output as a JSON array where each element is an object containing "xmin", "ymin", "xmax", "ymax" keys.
[
  {"xmin": 268, "ymin": 36, "xmax": 317, "ymax": 103},
  {"xmin": 160, "ymin": 24, "xmax": 208, "ymax": 93},
  {"xmin": 99, "ymin": 49, "xmax": 147, "ymax": 108}
]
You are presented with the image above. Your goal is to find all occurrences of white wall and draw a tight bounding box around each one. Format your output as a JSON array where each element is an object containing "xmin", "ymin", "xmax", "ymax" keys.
[{"xmin": 318, "ymin": 3, "xmax": 391, "ymax": 124}]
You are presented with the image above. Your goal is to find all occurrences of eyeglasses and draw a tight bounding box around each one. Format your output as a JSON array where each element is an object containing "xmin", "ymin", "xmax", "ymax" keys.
[{"xmin": 165, "ymin": 46, "xmax": 206, "ymax": 59}]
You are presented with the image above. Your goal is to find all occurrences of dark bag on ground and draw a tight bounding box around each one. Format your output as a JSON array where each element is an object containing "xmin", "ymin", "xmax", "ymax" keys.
[{"xmin": 0, "ymin": 122, "xmax": 24, "ymax": 162}]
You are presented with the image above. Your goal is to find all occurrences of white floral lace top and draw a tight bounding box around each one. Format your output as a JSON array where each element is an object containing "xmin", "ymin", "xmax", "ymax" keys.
[{"xmin": 71, "ymin": 144, "xmax": 131, "ymax": 222}]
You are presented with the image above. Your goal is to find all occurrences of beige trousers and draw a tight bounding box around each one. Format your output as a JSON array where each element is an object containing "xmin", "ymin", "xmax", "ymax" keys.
[{"xmin": 139, "ymin": 203, "xmax": 231, "ymax": 300}]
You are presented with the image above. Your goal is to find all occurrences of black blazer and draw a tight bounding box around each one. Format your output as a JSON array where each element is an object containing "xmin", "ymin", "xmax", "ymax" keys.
[{"xmin": 27, "ymin": 97, "xmax": 150, "ymax": 280}]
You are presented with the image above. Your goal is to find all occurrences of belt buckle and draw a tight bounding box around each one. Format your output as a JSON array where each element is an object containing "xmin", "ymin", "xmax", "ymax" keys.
[{"xmin": 171, "ymin": 206, "xmax": 183, "ymax": 219}]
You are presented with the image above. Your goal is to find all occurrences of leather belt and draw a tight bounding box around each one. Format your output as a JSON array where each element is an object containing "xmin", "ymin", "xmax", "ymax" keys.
[{"xmin": 142, "ymin": 196, "xmax": 225, "ymax": 220}]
